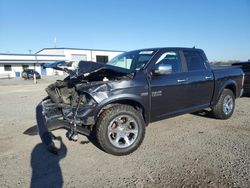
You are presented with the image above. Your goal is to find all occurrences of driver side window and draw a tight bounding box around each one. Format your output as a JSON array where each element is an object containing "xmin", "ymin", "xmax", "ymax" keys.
[{"xmin": 155, "ymin": 51, "xmax": 182, "ymax": 73}]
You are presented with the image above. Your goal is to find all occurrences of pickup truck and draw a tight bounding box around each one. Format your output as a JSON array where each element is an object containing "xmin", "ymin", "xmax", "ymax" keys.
[
  {"xmin": 37, "ymin": 47, "xmax": 244, "ymax": 155},
  {"xmin": 232, "ymin": 61, "xmax": 250, "ymax": 95}
]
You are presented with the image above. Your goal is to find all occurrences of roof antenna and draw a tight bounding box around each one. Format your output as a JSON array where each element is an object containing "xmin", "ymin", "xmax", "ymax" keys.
[{"xmin": 192, "ymin": 46, "xmax": 196, "ymax": 49}]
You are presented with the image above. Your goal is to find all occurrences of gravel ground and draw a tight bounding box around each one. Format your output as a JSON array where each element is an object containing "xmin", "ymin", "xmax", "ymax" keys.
[{"xmin": 0, "ymin": 76, "xmax": 249, "ymax": 187}]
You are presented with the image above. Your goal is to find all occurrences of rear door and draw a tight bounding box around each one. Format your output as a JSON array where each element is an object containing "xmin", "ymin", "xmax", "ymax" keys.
[{"xmin": 182, "ymin": 50, "xmax": 214, "ymax": 108}]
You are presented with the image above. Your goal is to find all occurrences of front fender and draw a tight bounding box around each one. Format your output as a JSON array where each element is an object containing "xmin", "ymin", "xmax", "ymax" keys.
[{"xmin": 92, "ymin": 93, "xmax": 149, "ymax": 124}]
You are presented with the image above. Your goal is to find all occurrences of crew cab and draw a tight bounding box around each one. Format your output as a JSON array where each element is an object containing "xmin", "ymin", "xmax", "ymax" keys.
[{"xmin": 38, "ymin": 48, "xmax": 244, "ymax": 155}]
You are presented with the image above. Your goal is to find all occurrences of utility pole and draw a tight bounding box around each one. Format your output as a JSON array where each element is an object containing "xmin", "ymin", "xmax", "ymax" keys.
[
  {"xmin": 90, "ymin": 49, "xmax": 92, "ymax": 61},
  {"xmin": 54, "ymin": 37, "xmax": 57, "ymax": 48},
  {"xmin": 34, "ymin": 55, "xmax": 37, "ymax": 84}
]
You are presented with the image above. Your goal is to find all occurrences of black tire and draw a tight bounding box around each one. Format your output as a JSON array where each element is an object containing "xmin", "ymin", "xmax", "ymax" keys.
[
  {"xmin": 22, "ymin": 72, "xmax": 27, "ymax": 80},
  {"xmin": 95, "ymin": 105, "xmax": 145, "ymax": 156},
  {"xmin": 212, "ymin": 89, "xmax": 235, "ymax": 119}
]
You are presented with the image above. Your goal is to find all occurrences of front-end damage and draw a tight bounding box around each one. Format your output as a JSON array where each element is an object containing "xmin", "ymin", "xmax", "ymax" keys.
[{"xmin": 39, "ymin": 61, "xmax": 134, "ymax": 142}]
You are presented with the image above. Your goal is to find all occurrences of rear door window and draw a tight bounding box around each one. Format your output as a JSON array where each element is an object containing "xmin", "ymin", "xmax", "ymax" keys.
[{"xmin": 183, "ymin": 51, "xmax": 207, "ymax": 71}]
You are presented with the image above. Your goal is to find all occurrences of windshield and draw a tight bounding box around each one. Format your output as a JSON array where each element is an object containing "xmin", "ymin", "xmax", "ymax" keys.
[{"xmin": 107, "ymin": 50, "xmax": 156, "ymax": 71}]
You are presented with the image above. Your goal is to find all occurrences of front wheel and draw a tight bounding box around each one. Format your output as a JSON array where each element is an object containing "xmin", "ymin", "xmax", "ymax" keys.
[
  {"xmin": 212, "ymin": 89, "xmax": 235, "ymax": 119},
  {"xmin": 95, "ymin": 105, "xmax": 145, "ymax": 156}
]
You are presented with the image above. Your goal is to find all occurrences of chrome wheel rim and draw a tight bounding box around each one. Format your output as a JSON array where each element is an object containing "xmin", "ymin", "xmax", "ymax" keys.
[
  {"xmin": 107, "ymin": 115, "xmax": 139, "ymax": 148},
  {"xmin": 223, "ymin": 95, "xmax": 233, "ymax": 115}
]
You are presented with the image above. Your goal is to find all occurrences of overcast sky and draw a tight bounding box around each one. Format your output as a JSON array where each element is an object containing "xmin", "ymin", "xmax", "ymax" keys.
[{"xmin": 0, "ymin": 0, "xmax": 249, "ymax": 61}]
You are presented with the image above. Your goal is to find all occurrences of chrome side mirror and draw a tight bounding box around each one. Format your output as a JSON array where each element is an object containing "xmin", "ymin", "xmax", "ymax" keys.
[{"xmin": 153, "ymin": 64, "xmax": 172, "ymax": 75}]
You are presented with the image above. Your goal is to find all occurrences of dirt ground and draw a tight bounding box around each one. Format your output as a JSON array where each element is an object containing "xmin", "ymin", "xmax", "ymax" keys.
[{"xmin": 0, "ymin": 76, "xmax": 249, "ymax": 188}]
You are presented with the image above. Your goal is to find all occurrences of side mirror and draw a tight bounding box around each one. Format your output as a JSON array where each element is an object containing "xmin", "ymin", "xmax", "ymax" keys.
[{"xmin": 153, "ymin": 64, "xmax": 172, "ymax": 75}]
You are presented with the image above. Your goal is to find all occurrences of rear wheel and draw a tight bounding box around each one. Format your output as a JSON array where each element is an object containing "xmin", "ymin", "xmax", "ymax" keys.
[
  {"xmin": 95, "ymin": 105, "xmax": 145, "ymax": 155},
  {"xmin": 212, "ymin": 89, "xmax": 235, "ymax": 119}
]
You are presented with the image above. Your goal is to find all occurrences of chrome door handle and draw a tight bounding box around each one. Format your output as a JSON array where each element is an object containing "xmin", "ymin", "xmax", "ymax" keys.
[
  {"xmin": 177, "ymin": 79, "xmax": 188, "ymax": 83},
  {"xmin": 205, "ymin": 76, "xmax": 213, "ymax": 80}
]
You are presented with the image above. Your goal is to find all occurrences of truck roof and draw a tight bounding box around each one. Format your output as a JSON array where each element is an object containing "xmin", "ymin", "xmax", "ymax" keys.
[{"xmin": 133, "ymin": 47, "xmax": 204, "ymax": 52}]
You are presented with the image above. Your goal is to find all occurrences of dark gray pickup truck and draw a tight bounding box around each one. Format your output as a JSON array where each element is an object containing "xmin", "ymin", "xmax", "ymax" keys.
[{"xmin": 37, "ymin": 47, "xmax": 244, "ymax": 155}]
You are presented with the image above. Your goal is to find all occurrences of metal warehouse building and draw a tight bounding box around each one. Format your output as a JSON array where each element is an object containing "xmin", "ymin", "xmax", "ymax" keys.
[{"xmin": 0, "ymin": 48, "xmax": 124, "ymax": 78}]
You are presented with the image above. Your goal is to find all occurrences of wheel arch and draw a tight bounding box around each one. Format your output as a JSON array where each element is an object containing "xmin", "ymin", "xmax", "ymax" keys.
[
  {"xmin": 224, "ymin": 83, "xmax": 236, "ymax": 98},
  {"xmin": 217, "ymin": 80, "xmax": 237, "ymax": 101},
  {"xmin": 94, "ymin": 96, "xmax": 149, "ymax": 125}
]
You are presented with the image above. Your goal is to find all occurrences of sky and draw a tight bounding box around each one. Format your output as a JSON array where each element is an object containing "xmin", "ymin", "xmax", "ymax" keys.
[{"xmin": 0, "ymin": 0, "xmax": 249, "ymax": 61}]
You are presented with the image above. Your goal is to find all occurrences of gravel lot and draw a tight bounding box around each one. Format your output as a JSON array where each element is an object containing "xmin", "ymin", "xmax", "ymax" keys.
[{"xmin": 0, "ymin": 76, "xmax": 249, "ymax": 187}]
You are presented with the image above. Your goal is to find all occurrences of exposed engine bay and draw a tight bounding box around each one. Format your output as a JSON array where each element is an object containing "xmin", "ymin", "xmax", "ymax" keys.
[{"xmin": 42, "ymin": 61, "xmax": 134, "ymax": 141}]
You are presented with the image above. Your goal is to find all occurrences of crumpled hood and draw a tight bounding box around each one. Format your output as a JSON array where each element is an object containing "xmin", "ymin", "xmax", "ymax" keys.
[
  {"xmin": 78, "ymin": 61, "xmax": 132, "ymax": 75},
  {"xmin": 43, "ymin": 61, "xmax": 133, "ymax": 76},
  {"xmin": 43, "ymin": 61, "xmax": 70, "ymax": 70}
]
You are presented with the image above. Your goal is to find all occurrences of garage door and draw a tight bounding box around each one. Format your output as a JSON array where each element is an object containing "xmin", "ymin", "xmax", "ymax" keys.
[{"xmin": 71, "ymin": 54, "xmax": 87, "ymax": 63}]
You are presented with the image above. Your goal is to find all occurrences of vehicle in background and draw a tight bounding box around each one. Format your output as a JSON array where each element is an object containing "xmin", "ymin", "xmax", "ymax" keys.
[
  {"xmin": 22, "ymin": 69, "xmax": 41, "ymax": 79},
  {"xmin": 232, "ymin": 62, "xmax": 250, "ymax": 96},
  {"xmin": 39, "ymin": 48, "xmax": 244, "ymax": 156}
]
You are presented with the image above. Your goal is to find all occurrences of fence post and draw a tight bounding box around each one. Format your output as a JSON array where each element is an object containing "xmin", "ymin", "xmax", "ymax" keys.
[{"xmin": 34, "ymin": 73, "xmax": 37, "ymax": 84}]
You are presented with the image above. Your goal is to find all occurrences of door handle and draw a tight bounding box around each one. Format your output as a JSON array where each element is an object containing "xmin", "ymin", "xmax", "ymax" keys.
[
  {"xmin": 205, "ymin": 76, "xmax": 213, "ymax": 80},
  {"xmin": 177, "ymin": 79, "xmax": 188, "ymax": 83}
]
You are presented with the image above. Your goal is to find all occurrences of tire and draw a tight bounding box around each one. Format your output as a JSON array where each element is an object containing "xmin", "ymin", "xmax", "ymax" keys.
[
  {"xmin": 22, "ymin": 72, "xmax": 27, "ymax": 79},
  {"xmin": 212, "ymin": 89, "xmax": 235, "ymax": 119},
  {"xmin": 95, "ymin": 105, "xmax": 145, "ymax": 156}
]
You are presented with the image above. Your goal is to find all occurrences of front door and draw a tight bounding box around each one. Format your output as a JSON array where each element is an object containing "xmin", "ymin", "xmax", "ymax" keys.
[{"xmin": 149, "ymin": 50, "xmax": 190, "ymax": 121}]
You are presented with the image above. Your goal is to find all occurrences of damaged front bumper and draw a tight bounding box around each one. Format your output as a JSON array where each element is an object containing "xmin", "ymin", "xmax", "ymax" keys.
[
  {"xmin": 41, "ymin": 98, "xmax": 96, "ymax": 136},
  {"xmin": 39, "ymin": 75, "xmax": 116, "ymax": 142}
]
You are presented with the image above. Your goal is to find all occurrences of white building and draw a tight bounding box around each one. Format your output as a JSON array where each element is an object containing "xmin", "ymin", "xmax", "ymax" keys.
[{"xmin": 0, "ymin": 48, "xmax": 124, "ymax": 78}]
